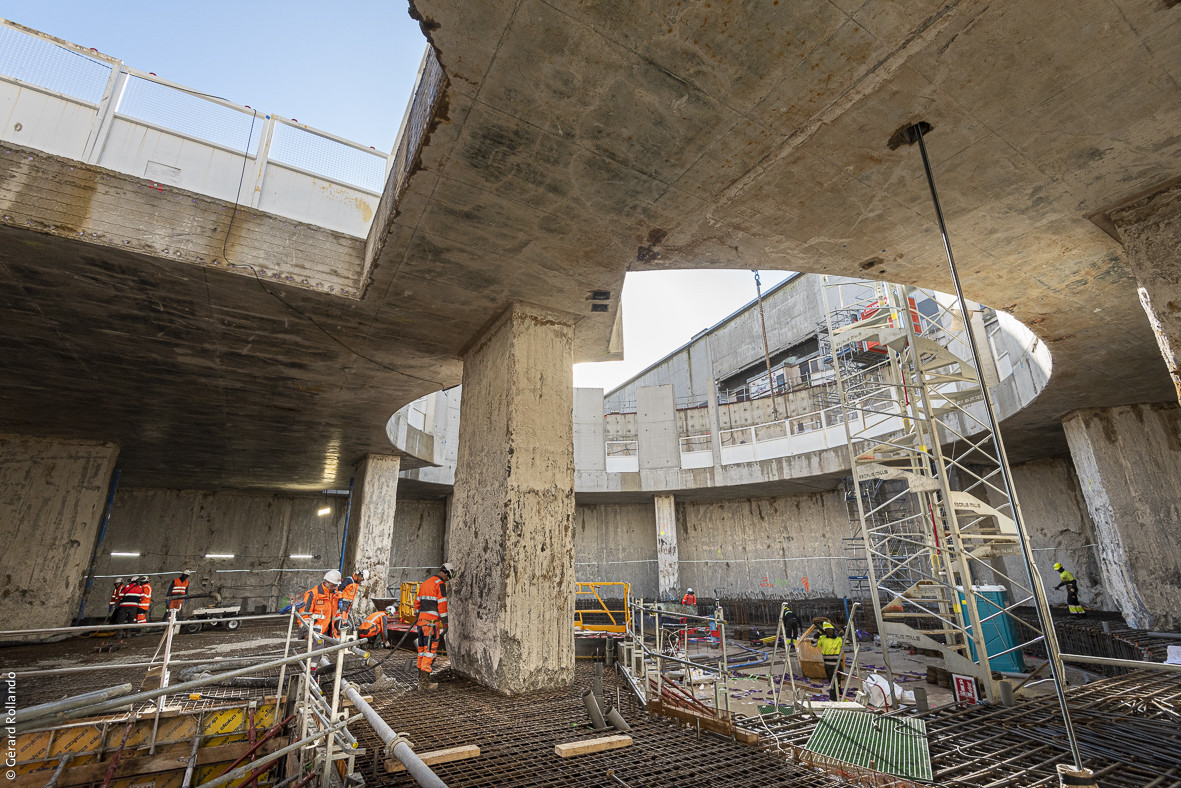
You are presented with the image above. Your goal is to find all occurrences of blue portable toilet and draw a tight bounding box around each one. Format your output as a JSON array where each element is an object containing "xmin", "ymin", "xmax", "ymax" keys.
[{"xmin": 957, "ymin": 585, "xmax": 1026, "ymax": 673}]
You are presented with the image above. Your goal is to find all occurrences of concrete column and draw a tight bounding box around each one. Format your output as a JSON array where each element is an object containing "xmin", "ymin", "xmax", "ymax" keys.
[
  {"xmin": 449, "ymin": 302, "xmax": 576, "ymax": 694},
  {"xmin": 573, "ymin": 388, "xmax": 607, "ymax": 474},
  {"xmin": 654, "ymin": 494, "xmax": 679, "ymax": 600},
  {"xmin": 1111, "ymin": 184, "xmax": 1181, "ymax": 403},
  {"xmin": 342, "ymin": 454, "xmax": 401, "ymax": 614},
  {"xmin": 1062, "ymin": 403, "xmax": 1181, "ymax": 630},
  {"xmin": 0, "ymin": 434, "xmax": 119, "ymax": 628},
  {"xmin": 637, "ymin": 384, "xmax": 679, "ymax": 470}
]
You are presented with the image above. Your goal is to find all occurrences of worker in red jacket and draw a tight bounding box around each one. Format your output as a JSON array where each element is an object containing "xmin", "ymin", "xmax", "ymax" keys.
[
  {"xmin": 114, "ymin": 577, "xmax": 144, "ymax": 626},
  {"xmin": 413, "ymin": 562, "xmax": 454, "ymax": 691},
  {"xmin": 107, "ymin": 577, "xmax": 126, "ymax": 621},
  {"xmin": 137, "ymin": 576, "xmax": 153, "ymax": 623}
]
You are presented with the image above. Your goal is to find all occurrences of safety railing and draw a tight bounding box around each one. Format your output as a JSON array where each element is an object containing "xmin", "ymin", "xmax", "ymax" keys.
[
  {"xmin": 605, "ymin": 439, "xmax": 639, "ymax": 473},
  {"xmin": 574, "ymin": 581, "xmax": 631, "ymax": 633},
  {"xmin": 0, "ymin": 19, "xmax": 391, "ymax": 237}
]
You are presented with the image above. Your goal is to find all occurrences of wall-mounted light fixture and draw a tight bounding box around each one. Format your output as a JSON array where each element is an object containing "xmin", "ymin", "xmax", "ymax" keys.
[
  {"xmin": 317, "ymin": 506, "xmax": 332, "ymax": 517},
  {"xmin": 110, "ymin": 551, "xmax": 140, "ymax": 557},
  {"xmin": 205, "ymin": 553, "xmax": 235, "ymax": 559},
  {"xmin": 289, "ymin": 553, "xmax": 315, "ymax": 559}
]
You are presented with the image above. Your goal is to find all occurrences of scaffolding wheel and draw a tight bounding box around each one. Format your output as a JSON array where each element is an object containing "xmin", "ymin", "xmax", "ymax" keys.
[
  {"xmin": 182, "ymin": 623, "xmax": 202, "ymax": 635},
  {"xmin": 225, "ymin": 618, "xmax": 241, "ymax": 631}
]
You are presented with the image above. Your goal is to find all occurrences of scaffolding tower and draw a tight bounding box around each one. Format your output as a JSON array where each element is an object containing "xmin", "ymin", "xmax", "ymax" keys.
[{"xmin": 820, "ymin": 277, "xmax": 1046, "ymax": 700}]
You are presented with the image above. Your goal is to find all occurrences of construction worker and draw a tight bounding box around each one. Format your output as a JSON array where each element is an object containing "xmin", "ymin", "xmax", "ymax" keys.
[
  {"xmin": 812, "ymin": 621, "xmax": 844, "ymax": 700},
  {"xmin": 781, "ymin": 604, "xmax": 801, "ymax": 644},
  {"xmin": 107, "ymin": 578, "xmax": 126, "ymax": 621},
  {"xmin": 113, "ymin": 576, "xmax": 144, "ymax": 626},
  {"xmin": 137, "ymin": 575, "xmax": 152, "ymax": 623},
  {"xmin": 358, "ymin": 609, "xmax": 390, "ymax": 648},
  {"xmin": 1053, "ymin": 562, "xmax": 1086, "ymax": 616},
  {"xmin": 296, "ymin": 570, "xmax": 342, "ymax": 634},
  {"xmin": 413, "ymin": 562, "xmax": 454, "ymax": 691},
  {"xmin": 167, "ymin": 570, "xmax": 191, "ymax": 614},
  {"xmin": 334, "ymin": 568, "xmax": 370, "ymax": 634}
]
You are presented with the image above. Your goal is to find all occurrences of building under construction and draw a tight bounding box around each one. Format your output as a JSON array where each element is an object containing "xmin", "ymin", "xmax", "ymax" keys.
[{"xmin": 3, "ymin": 2, "xmax": 1181, "ymax": 787}]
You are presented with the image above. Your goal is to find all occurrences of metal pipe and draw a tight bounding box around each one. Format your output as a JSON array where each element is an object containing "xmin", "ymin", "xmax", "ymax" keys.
[
  {"xmin": 17, "ymin": 638, "xmax": 362, "ymax": 732},
  {"xmin": 273, "ymin": 606, "xmax": 296, "ymax": 724},
  {"xmin": 194, "ymin": 715, "xmax": 355, "ymax": 788},
  {"xmin": 342, "ymin": 680, "xmax": 448, "ymax": 788},
  {"xmin": 1059, "ymin": 653, "xmax": 1181, "ymax": 673},
  {"xmin": 0, "ymin": 613, "xmax": 285, "ymax": 638},
  {"xmin": 15, "ymin": 683, "xmax": 133, "ymax": 723},
  {"xmin": 180, "ymin": 735, "xmax": 201, "ymax": 788},
  {"xmin": 210, "ymin": 714, "xmax": 294, "ymax": 781},
  {"xmin": 910, "ymin": 121, "xmax": 1082, "ymax": 768},
  {"xmin": 338, "ymin": 476, "xmax": 354, "ymax": 574},
  {"xmin": 12, "ymin": 653, "xmax": 290, "ymax": 678},
  {"xmin": 44, "ymin": 753, "xmax": 72, "ymax": 788}
]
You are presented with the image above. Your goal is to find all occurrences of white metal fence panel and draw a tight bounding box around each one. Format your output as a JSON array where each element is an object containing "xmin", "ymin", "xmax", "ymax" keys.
[{"xmin": 0, "ymin": 80, "xmax": 93, "ymax": 157}]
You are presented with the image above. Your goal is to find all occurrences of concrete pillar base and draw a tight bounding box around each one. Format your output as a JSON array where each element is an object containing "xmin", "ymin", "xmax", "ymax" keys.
[{"xmin": 449, "ymin": 303, "xmax": 576, "ymax": 695}]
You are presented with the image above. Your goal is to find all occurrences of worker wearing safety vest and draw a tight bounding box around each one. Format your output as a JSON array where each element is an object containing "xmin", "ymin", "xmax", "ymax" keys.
[
  {"xmin": 297, "ymin": 570, "xmax": 342, "ymax": 634},
  {"xmin": 413, "ymin": 562, "xmax": 455, "ymax": 691},
  {"xmin": 1053, "ymin": 562, "xmax": 1086, "ymax": 616},
  {"xmin": 358, "ymin": 609, "xmax": 390, "ymax": 647},
  {"xmin": 813, "ymin": 621, "xmax": 844, "ymax": 700},
  {"xmin": 333, "ymin": 569, "xmax": 370, "ymax": 635},
  {"xmin": 167, "ymin": 571, "xmax": 191, "ymax": 613},
  {"xmin": 781, "ymin": 605, "xmax": 801, "ymax": 644},
  {"xmin": 137, "ymin": 576, "xmax": 152, "ymax": 623},
  {"xmin": 108, "ymin": 578, "xmax": 126, "ymax": 621},
  {"xmin": 114, "ymin": 577, "xmax": 144, "ymax": 626}
]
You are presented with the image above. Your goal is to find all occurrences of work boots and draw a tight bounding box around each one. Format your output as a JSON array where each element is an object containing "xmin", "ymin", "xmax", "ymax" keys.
[{"xmin": 418, "ymin": 669, "xmax": 438, "ymax": 691}]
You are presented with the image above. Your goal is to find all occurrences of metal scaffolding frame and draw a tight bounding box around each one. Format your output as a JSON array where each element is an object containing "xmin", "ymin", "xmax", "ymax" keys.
[{"xmin": 819, "ymin": 276, "xmax": 1051, "ymax": 703}]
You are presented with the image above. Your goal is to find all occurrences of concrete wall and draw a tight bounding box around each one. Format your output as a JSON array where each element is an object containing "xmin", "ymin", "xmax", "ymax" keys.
[
  {"xmin": 573, "ymin": 503, "xmax": 657, "ymax": 594},
  {"xmin": 92, "ymin": 488, "xmax": 347, "ymax": 617},
  {"xmin": 994, "ymin": 456, "xmax": 1113, "ymax": 611},
  {"xmin": 677, "ymin": 493, "xmax": 852, "ymax": 601},
  {"xmin": 387, "ymin": 499, "xmax": 446, "ymax": 590},
  {"xmin": 0, "ymin": 434, "xmax": 119, "ymax": 628}
]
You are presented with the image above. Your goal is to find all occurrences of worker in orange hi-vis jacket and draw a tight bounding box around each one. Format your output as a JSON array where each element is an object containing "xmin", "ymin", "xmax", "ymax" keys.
[
  {"xmin": 167, "ymin": 570, "xmax": 192, "ymax": 614},
  {"xmin": 413, "ymin": 562, "xmax": 455, "ymax": 691},
  {"xmin": 296, "ymin": 570, "xmax": 341, "ymax": 634}
]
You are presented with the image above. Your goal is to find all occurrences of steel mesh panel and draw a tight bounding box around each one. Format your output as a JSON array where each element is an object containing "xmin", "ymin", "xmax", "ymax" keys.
[
  {"xmin": 268, "ymin": 122, "xmax": 386, "ymax": 192},
  {"xmin": 0, "ymin": 25, "xmax": 111, "ymax": 103},
  {"xmin": 117, "ymin": 75, "xmax": 262, "ymax": 154}
]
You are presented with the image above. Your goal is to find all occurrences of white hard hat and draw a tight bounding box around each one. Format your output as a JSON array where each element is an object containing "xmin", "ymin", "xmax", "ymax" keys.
[
  {"xmin": 442, "ymin": 562, "xmax": 455, "ymax": 577},
  {"xmin": 686, "ymin": 588, "xmax": 694, "ymax": 594},
  {"xmin": 360, "ymin": 569, "xmax": 370, "ymax": 581},
  {"xmin": 182, "ymin": 569, "xmax": 193, "ymax": 576},
  {"xmin": 114, "ymin": 577, "xmax": 125, "ymax": 584},
  {"xmin": 324, "ymin": 569, "xmax": 342, "ymax": 584}
]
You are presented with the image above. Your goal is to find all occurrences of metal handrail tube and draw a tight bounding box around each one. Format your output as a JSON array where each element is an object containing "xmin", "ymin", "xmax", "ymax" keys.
[
  {"xmin": 342, "ymin": 681, "xmax": 447, "ymax": 788},
  {"xmin": 0, "ymin": 613, "xmax": 285, "ymax": 637},
  {"xmin": 629, "ymin": 602, "xmax": 717, "ymax": 624},
  {"xmin": 1059, "ymin": 654, "xmax": 1181, "ymax": 673},
  {"xmin": 16, "ymin": 639, "xmax": 361, "ymax": 732},
  {"xmin": 631, "ymin": 637, "xmax": 723, "ymax": 678},
  {"xmin": 194, "ymin": 715, "xmax": 356, "ymax": 788},
  {"xmin": 10, "ymin": 653, "xmax": 290, "ymax": 678},
  {"xmin": 16, "ymin": 684, "xmax": 133, "ymax": 725}
]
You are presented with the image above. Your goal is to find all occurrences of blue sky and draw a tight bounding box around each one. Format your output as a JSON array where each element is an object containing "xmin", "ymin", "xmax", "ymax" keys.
[{"xmin": 1, "ymin": 2, "xmax": 793, "ymax": 391}]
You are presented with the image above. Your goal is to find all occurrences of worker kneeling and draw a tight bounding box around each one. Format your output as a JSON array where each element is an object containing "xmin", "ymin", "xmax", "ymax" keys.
[
  {"xmin": 413, "ymin": 562, "xmax": 455, "ymax": 691},
  {"xmin": 358, "ymin": 609, "xmax": 390, "ymax": 648}
]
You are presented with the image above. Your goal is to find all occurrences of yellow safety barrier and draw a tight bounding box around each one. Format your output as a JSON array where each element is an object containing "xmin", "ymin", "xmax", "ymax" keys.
[
  {"xmin": 574, "ymin": 582, "xmax": 631, "ymax": 634},
  {"xmin": 398, "ymin": 581, "xmax": 421, "ymax": 625}
]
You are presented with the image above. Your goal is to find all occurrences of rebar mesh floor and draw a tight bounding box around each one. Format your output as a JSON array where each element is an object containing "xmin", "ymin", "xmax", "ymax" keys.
[
  {"xmin": 751, "ymin": 670, "xmax": 1181, "ymax": 787},
  {"xmin": 352, "ymin": 660, "xmax": 853, "ymax": 787}
]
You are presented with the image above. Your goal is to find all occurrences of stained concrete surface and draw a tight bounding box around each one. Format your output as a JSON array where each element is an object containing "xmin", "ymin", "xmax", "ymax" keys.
[
  {"xmin": 1063, "ymin": 402, "xmax": 1181, "ymax": 630},
  {"xmin": 448, "ymin": 304, "xmax": 577, "ymax": 693},
  {"xmin": 0, "ymin": 435, "xmax": 118, "ymax": 629},
  {"xmin": 342, "ymin": 454, "xmax": 402, "ymax": 615}
]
